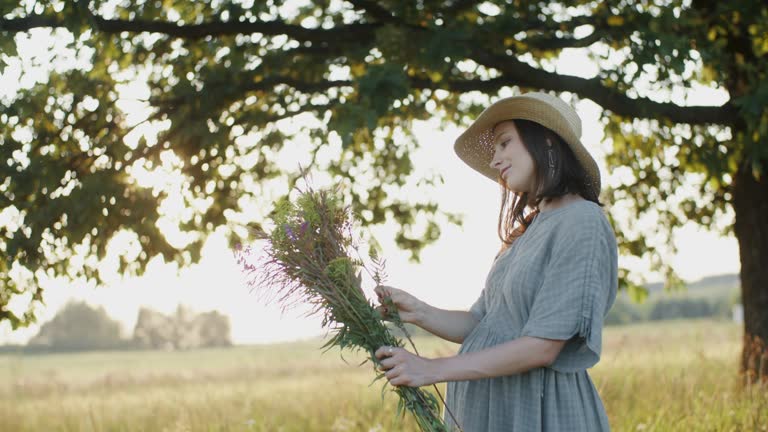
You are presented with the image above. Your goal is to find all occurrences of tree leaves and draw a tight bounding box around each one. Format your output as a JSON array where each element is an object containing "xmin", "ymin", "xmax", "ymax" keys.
[{"xmin": 1, "ymin": 0, "xmax": 767, "ymax": 328}]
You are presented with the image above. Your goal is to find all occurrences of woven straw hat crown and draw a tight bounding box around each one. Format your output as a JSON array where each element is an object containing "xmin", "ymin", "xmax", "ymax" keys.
[{"xmin": 453, "ymin": 92, "xmax": 601, "ymax": 197}]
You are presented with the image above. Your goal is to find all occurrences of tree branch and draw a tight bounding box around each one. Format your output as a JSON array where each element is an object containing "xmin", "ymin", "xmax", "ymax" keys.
[
  {"xmin": 1, "ymin": 14, "xmax": 378, "ymax": 43},
  {"xmin": 443, "ymin": 0, "xmax": 480, "ymax": 18},
  {"xmin": 410, "ymin": 76, "xmax": 508, "ymax": 94},
  {"xmin": 526, "ymin": 30, "xmax": 603, "ymax": 50},
  {"xmin": 5, "ymin": 9, "xmax": 738, "ymax": 127},
  {"xmin": 346, "ymin": 0, "xmax": 397, "ymax": 23},
  {"xmin": 468, "ymin": 51, "xmax": 740, "ymax": 126},
  {"xmin": 0, "ymin": 14, "xmax": 58, "ymax": 31},
  {"xmin": 153, "ymin": 77, "xmax": 352, "ymax": 108}
]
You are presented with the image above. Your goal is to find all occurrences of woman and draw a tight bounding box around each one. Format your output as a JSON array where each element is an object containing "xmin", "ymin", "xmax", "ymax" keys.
[{"xmin": 374, "ymin": 92, "xmax": 618, "ymax": 431}]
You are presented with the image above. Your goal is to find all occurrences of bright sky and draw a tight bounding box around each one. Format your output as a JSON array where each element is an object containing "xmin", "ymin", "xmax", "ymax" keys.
[{"xmin": 0, "ymin": 11, "xmax": 740, "ymax": 345}]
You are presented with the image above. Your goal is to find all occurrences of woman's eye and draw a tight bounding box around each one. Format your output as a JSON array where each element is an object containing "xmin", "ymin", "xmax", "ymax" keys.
[{"xmin": 499, "ymin": 140, "xmax": 509, "ymax": 148}]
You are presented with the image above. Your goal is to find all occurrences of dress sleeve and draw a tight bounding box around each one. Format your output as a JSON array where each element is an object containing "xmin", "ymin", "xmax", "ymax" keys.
[
  {"xmin": 519, "ymin": 213, "xmax": 617, "ymax": 372},
  {"xmin": 469, "ymin": 287, "xmax": 487, "ymax": 322}
]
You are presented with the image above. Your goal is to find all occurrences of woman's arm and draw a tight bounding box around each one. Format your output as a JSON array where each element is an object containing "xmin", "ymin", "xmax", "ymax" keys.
[
  {"xmin": 374, "ymin": 285, "xmax": 479, "ymax": 344},
  {"xmin": 375, "ymin": 336, "xmax": 567, "ymax": 387},
  {"xmin": 413, "ymin": 304, "xmax": 479, "ymax": 344},
  {"xmin": 433, "ymin": 336, "xmax": 566, "ymax": 382}
]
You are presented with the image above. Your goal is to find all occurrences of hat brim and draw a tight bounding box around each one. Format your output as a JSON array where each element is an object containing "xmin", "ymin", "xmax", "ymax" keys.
[{"xmin": 453, "ymin": 93, "xmax": 601, "ymax": 197}]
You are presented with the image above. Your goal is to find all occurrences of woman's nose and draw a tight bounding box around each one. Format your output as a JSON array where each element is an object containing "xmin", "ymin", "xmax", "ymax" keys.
[{"xmin": 489, "ymin": 154, "xmax": 502, "ymax": 169}]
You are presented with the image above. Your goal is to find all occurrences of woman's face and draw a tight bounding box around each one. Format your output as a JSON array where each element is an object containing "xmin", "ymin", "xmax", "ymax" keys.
[{"xmin": 489, "ymin": 120, "xmax": 536, "ymax": 194}]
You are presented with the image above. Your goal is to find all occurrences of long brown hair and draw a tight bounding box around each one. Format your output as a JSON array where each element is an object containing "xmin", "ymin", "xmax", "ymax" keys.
[{"xmin": 497, "ymin": 119, "xmax": 603, "ymax": 256}]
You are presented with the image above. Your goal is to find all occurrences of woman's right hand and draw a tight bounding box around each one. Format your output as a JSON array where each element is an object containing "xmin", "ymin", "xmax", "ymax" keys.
[{"xmin": 373, "ymin": 285, "xmax": 426, "ymax": 325}]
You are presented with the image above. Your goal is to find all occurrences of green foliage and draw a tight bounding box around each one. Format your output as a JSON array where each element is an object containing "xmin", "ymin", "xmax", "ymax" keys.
[
  {"xmin": 237, "ymin": 184, "xmax": 449, "ymax": 431},
  {"xmin": 2, "ymin": 0, "xmax": 767, "ymax": 329},
  {"xmin": 324, "ymin": 257, "xmax": 360, "ymax": 297}
]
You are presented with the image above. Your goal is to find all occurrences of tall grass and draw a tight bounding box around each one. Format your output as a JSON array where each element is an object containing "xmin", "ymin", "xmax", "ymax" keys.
[{"xmin": 0, "ymin": 319, "xmax": 765, "ymax": 431}]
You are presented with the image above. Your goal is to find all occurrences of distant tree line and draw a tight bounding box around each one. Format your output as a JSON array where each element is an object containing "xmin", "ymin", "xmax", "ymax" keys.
[
  {"xmin": 3, "ymin": 287, "xmax": 736, "ymax": 354},
  {"xmin": 132, "ymin": 305, "xmax": 232, "ymax": 351},
  {"xmin": 1, "ymin": 302, "xmax": 231, "ymax": 353},
  {"xmin": 604, "ymin": 290, "xmax": 739, "ymax": 326}
]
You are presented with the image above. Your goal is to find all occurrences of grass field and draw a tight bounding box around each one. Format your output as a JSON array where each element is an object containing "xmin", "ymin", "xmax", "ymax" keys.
[{"xmin": 1, "ymin": 319, "xmax": 765, "ymax": 431}]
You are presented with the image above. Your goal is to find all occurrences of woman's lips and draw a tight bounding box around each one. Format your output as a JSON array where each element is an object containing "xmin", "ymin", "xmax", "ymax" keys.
[{"xmin": 501, "ymin": 167, "xmax": 510, "ymax": 178}]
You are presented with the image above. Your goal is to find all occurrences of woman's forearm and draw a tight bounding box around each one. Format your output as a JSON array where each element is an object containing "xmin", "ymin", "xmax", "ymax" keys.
[
  {"xmin": 413, "ymin": 304, "xmax": 479, "ymax": 344},
  {"xmin": 432, "ymin": 336, "xmax": 565, "ymax": 382}
]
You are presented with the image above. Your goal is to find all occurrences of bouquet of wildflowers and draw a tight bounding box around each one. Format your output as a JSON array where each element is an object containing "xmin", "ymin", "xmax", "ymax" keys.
[{"xmin": 234, "ymin": 181, "xmax": 455, "ymax": 431}]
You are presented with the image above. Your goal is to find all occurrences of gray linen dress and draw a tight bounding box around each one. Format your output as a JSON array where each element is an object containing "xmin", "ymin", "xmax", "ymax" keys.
[{"xmin": 444, "ymin": 200, "xmax": 618, "ymax": 432}]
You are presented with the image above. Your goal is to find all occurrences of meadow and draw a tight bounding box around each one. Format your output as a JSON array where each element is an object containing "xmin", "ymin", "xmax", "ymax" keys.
[{"xmin": 0, "ymin": 319, "xmax": 765, "ymax": 432}]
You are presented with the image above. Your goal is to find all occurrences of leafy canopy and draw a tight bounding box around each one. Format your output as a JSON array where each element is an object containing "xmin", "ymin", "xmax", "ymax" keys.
[{"xmin": 1, "ymin": 0, "xmax": 766, "ymax": 327}]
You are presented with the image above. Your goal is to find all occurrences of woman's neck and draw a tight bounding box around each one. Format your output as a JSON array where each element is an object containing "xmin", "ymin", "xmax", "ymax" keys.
[{"xmin": 538, "ymin": 193, "xmax": 585, "ymax": 213}]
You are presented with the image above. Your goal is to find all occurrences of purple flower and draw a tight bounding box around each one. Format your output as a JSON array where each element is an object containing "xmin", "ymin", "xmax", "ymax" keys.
[
  {"xmin": 300, "ymin": 221, "xmax": 308, "ymax": 236},
  {"xmin": 284, "ymin": 224, "xmax": 297, "ymax": 241}
]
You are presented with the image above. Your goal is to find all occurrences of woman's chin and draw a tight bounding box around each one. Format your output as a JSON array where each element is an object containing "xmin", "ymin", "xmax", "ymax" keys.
[
  {"xmin": 503, "ymin": 181, "xmax": 522, "ymax": 193},
  {"xmin": 500, "ymin": 178, "xmax": 530, "ymax": 195}
]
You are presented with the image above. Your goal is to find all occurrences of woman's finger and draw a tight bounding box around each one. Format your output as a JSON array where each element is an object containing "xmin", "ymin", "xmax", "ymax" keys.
[
  {"xmin": 375, "ymin": 345, "xmax": 396, "ymax": 360},
  {"xmin": 378, "ymin": 357, "xmax": 396, "ymax": 370},
  {"xmin": 390, "ymin": 376, "xmax": 408, "ymax": 387},
  {"xmin": 374, "ymin": 306, "xmax": 391, "ymax": 320},
  {"xmin": 374, "ymin": 346, "xmax": 385, "ymax": 359},
  {"xmin": 385, "ymin": 365, "xmax": 401, "ymax": 380},
  {"xmin": 378, "ymin": 285, "xmax": 394, "ymax": 296}
]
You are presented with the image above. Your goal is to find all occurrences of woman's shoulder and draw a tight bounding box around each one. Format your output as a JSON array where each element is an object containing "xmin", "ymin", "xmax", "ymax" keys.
[
  {"xmin": 536, "ymin": 199, "xmax": 605, "ymax": 225},
  {"xmin": 536, "ymin": 200, "xmax": 616, "ymax": 242}
]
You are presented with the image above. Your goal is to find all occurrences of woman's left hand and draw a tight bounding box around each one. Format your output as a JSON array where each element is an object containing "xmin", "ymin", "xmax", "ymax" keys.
[{"xmin": 374, "ymin": 346, "xmax": 440, "ymax": 387}]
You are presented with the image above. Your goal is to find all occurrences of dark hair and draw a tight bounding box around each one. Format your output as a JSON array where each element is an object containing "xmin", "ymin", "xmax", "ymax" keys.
[{"xmin": 496, "ymin": 119, "xmax": 603, "ymax": 256}]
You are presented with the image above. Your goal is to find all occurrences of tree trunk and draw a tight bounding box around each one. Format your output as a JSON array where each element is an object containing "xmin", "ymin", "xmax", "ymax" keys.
[{"xmin": 732, "ymin": 163, "xmax": 768, "ymax": 384}]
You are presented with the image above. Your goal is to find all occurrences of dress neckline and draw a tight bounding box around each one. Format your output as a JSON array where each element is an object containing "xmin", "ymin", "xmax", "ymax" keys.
[
  {"xmin": 495, "ymin": 200, "xmax": 596, "ymax": 262},
  {"xmin": 533, "ymin": 199, "xmax": 595, "ymax": 222}
]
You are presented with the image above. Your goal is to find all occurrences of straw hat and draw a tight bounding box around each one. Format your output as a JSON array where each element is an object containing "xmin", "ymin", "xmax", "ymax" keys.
[{"xmin": 453, "ymin": 92, "xmax": 601, "ymax": 197}]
